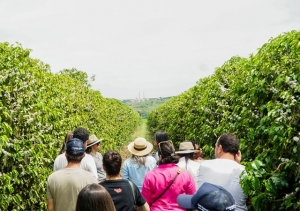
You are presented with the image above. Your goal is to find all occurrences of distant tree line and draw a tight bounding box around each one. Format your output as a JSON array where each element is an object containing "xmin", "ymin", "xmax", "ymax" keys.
[{"xmin": 122, "ymin": 97, "xmax": 171, "ymax": 119}]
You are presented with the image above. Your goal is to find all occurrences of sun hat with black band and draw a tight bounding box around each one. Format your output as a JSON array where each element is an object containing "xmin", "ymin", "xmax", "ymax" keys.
[
  {"xmin": 177, "ymin": 182, "xmax": 236, "ymax": 211},
  {"xmin": 87, "ymin": 135, "xmax": 103, "ymax": 148},
  {"xmin": 128, "ymin": 137, "xmax": 153, "ymax": 156},
  {"xmin": 175, "ymin": 141, "xmax": 200, "ymax": 154}
]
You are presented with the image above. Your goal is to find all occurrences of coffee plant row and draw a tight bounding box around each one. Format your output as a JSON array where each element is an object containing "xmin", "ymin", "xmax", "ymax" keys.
[
  {"xmin": 0, "ymin": 43, "xmax": 140, "ymax": 210},
  {"xmin": 148, "ymin": 30, "xmax": 300, "ymax": 210}
]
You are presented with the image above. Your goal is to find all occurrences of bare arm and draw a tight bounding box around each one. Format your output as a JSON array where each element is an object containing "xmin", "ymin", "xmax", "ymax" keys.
[
  {"xmin": 137, "ymin": 202, "xmax": 150, "ymax": 211},
  {"xmin": 121, "ymin": 160, "xmax": 129, "ymax": 179},
  {"xmin": 47, "ymin": 199, "xmax": 54, "ymax": 211}
]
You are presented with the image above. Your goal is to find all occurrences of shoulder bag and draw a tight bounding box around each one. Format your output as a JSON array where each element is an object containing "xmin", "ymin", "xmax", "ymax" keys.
[{"xmin": 150, "ymin": 167, "xmax": 182, "ymax": 206}]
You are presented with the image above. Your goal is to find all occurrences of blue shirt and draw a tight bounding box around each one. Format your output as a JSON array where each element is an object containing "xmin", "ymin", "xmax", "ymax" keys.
[{"xmin": 121, "ymin": 156, "xmax": 157, "ymax": 191}]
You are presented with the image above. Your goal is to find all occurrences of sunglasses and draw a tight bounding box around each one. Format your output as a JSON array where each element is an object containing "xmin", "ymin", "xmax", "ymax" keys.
[{"xmin": 96, "ymin": 142, "xmax": 100, "ymax": 146}]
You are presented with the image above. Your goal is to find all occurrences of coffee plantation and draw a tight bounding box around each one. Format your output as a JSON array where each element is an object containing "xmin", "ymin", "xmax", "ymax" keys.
[
  {"xmin": 148, "ymin": 30, "xmax": 300, "ymax": 210},
  {"xmin": 0, "ymin": 42, "xmax": 140, "ymax": 210}
]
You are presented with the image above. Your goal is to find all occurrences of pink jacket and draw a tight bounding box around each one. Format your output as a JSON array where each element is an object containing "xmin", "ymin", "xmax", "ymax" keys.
[{"xmin": 142, "ymin": 163, "xmax": 196, "ymax": 211}]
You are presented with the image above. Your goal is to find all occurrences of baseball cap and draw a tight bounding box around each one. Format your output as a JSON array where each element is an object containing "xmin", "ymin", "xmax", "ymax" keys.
[
  {"xmin": 177, "ymin": 182, "xmax": 236, "ymax": 211},
  {"xmin": 66, "ymin": 138, "xmax": 85, "ymax": 156}
]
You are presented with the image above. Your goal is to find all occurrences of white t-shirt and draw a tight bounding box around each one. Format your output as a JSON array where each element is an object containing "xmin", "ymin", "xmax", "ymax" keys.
[
  {"xmin": 177, "ymin": 157, "xmax": 201, "ymax": 189},
  {"xmin": 199, "ymin": 159, "xmax": 247, "ymax": 211},
  {"xmin": 53, "ymin": 153, "xmax": 98, "ymax": 179}
]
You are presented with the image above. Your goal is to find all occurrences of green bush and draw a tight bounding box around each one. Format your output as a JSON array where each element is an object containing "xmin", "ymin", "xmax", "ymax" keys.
[
  {"xmin": 148, "ymin": 30, "xmax": 300, "ymax": 210},
  {"xmin": 0, "ymin": 42, "xmax": 140, "ymax": 210}
]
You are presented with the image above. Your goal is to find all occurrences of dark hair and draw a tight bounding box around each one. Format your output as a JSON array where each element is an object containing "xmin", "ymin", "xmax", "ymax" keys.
[
  {"xmin": 66, "ymin": 153, "xmax": 84, "ymax": 163},
  {"xmin": 217, "ymin": 133, "xmax": 239, "ymax": 154},
  {"xmin": 59, "ymin": 132, "xmax": 73, "ymax": 154},
  {"xmin": 85, "ymin": 147, "xmax": 92, "ymax": 153},
  {"xmin": 189, "ymin": 140, "xmax": 197, "ymax": 150},
  {"xmin": 154, "ymin": 131, "xmax": 169, "ymax": 144},
  {"xmin": 76, "ymin": 183, "xmax": 115, "ymax": 211},
  {"xmin": 103, "ymin": 150, "xmax": 122, "ymax": 176},
  {"xmin": 157, "ymin": 141, "xmax": 179, "ymax": 165},
  {"xmin": 178, "ymin": 153, "xmax": 194, "ymax": 169},
  {"xmin": 73, "ymin": 127, "xmax": 89, "ymax": 143}
]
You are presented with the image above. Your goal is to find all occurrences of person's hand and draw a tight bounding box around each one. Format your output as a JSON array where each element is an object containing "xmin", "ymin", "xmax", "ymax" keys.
[{"xmin": 235, "ymin": 150, "xmax": 242, "ymax": 163}]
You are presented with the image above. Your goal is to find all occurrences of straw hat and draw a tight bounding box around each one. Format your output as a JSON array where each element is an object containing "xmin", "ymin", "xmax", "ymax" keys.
[
  {"xmin": 175, "ymin": 142, "xmax": 200, "ymax": 154},
  {"xmin": 87, "ymin": 135, "xmax": 102, "ymax": 148},
  {"xmin": 128, "ymin": 137, "xmax": 153, "ymax": 156}
]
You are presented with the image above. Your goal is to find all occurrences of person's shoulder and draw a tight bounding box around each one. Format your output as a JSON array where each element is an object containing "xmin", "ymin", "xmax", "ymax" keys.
[
  {"xmin": 82, "ymin": 153, "xmax": 95, "ymax": 162},
  {"xmin": 145, "ymin": 155, "xmax": 156, "ymax": 163},
  {"xmin": 124, "ymin": 157, "xmax": 131, "ymax": 163},
  {"xmin": 84, "ymin": 153, "xmax": 93, "ymax": 159},
  {"xmin": 189, "ymin": 158, "xmax": 201, "ymax": 167},
  {"xmin": 48, "ymin": 168, "xmax": 67, "ymax": 180},
  {"xmin": 96, "ymin": 152, "xmax": 103, "ymax": 157},
  {"xmin": 76, "ymin": 168, "xmax": 98, "ymax": 179},
  {"xmin": 54, "ymin": 153, "xmax": 65, "ymax": 162},
  {"xmin": 53, "ymin": 154, "xmax": 67, "ymax": 171},
  {"xmin": 200, "ymin": 158, "xmax": 217, "ymax": 164}
]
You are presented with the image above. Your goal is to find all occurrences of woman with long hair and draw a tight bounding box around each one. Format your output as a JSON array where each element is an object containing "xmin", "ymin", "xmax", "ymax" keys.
[
  {"xmin": 142, "ymin": 140, "xmax": 196, "ymax": 211},
  {"xmin": 100, "ymin": 150, "xmax": 150, "ymax": 211},
  {"xmin": 76, "ymin": 183, "xmax": 115, "ymax": 211},
  {"xmin": 85, "ymin": 135, "xmax": 106, "ymax": 181},
  {"xmin": 122, "ymin": 137, "xmax": 157, "ymax": 191},
  {"xmin": 59, "ymin": 132, "xmax": 73, "ymax": 154}
]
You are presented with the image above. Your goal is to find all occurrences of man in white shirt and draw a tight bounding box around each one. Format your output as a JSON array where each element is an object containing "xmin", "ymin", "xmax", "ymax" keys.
[
  {"xmin": 199, "ymin": 133, "xmax": 248, "ymax": 211},
  {"xmin": 53, "ymin": 127, "xmax": 97, "ymax": 179}
]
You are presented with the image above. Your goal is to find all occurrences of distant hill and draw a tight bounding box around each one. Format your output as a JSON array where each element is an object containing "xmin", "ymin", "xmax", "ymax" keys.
[{"xmin": 122, "ymin": 97, "xmax": 172, "ymax": 119}]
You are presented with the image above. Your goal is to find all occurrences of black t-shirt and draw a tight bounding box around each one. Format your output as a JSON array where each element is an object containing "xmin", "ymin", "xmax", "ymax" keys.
[{"xmin": 100, "ymin": 179, "xmax": 146, "ymax": 211}]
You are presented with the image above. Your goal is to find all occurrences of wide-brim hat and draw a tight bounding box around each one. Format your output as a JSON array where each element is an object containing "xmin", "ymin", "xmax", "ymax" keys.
[
  {"xmin": 87, "ymin": 135, "xmax": 102, "ymax": 148},
  {"xmin": 175, "ymin": 141, "xmax": 200, "ymax": 154},
  {"xmin": 128, "ymin": 137, "xmax": 153, "ymax": 156}
]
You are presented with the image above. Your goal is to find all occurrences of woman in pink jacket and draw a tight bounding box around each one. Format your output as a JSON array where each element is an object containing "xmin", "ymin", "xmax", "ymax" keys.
[{"xmin": 142, "ymin": 140, "xmax": 196, "ymax": 211}]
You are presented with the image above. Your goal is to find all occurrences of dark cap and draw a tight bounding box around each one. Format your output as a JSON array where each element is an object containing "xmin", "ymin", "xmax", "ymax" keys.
[
  {"xmin": 177, "ymin": 182, "xmax": 236, "ymax": 211},
  {"xmin": 66, "ymin": 138, "xmax": 85, "ymax": 156}
]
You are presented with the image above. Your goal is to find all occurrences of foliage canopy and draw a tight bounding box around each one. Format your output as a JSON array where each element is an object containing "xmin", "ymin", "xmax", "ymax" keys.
[
  {"xmin": 148, "ymin": 30, "xmax": 300, "ymax": 210},
  {"xmin": 0, "ymin": 42, "xmax": 140, "ymax": 210}
]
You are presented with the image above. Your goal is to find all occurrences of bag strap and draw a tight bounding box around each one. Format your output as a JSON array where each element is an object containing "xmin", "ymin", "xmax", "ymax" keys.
[
  {"xmin": 128, "ymin": 181, "xmax": 136, "ymax": 205},
  {"xmin": 150, "ymin": 167, "xmax": 182, "ymax": 206}
]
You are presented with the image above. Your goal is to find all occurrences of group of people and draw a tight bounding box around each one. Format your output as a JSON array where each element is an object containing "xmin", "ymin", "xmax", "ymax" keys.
[{"xmin": 46, "ymin": 128, "xmax": 247, "ymax": 211}]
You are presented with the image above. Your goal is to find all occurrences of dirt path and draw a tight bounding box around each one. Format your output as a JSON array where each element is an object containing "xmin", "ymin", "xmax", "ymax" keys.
[{"xmin": 120, "ymin": 119, "xmax": 152, "ymax": 161}]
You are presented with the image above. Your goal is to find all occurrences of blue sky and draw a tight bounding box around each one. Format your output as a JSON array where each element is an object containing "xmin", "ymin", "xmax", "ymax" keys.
[{"xmin": 1, "ymin": 0, "xmax": 299, "ymax": 99}]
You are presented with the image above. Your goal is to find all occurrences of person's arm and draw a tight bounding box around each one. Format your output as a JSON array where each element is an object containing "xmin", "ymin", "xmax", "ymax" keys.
[
  {"xmin": 185, "ymin": 171, "xmax": 196, "ymax": 194},
  {"xmin": 195, "ymin": 163, "xmax": 201, "ymax": 190},
  {"xmin": 141, "ymin": 175, "xmax": 152, "ymax": 204},
  {"xmin": 85, "ymin": 154, "xmax": 98, "ymax": 179},
  {"xmin": 121, "ymin": 160, "xmax": 129, "ymax": 180},
  {"xmin": 135, "ymin": 182, "xmax": 150, "ymax": 211},
  {"xmin": 137, "ymin": 202, "xmax": 150, "ymax": 211},
  {"xmin": 53, "ymin": 156, "xmax": 59, "ymax": 171},
  {"xmin": 47, "ymin": 199, "xmax": 54, "ymax": 211},
  {"xmin": 148, "ymin": 157, "xmax": 157, "ymax": 169}
]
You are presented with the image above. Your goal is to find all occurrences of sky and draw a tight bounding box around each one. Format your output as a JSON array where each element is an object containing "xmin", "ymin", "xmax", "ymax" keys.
[{"xmin": 0, "ymin": 1, "xmax": 300, "ymax": 100}]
